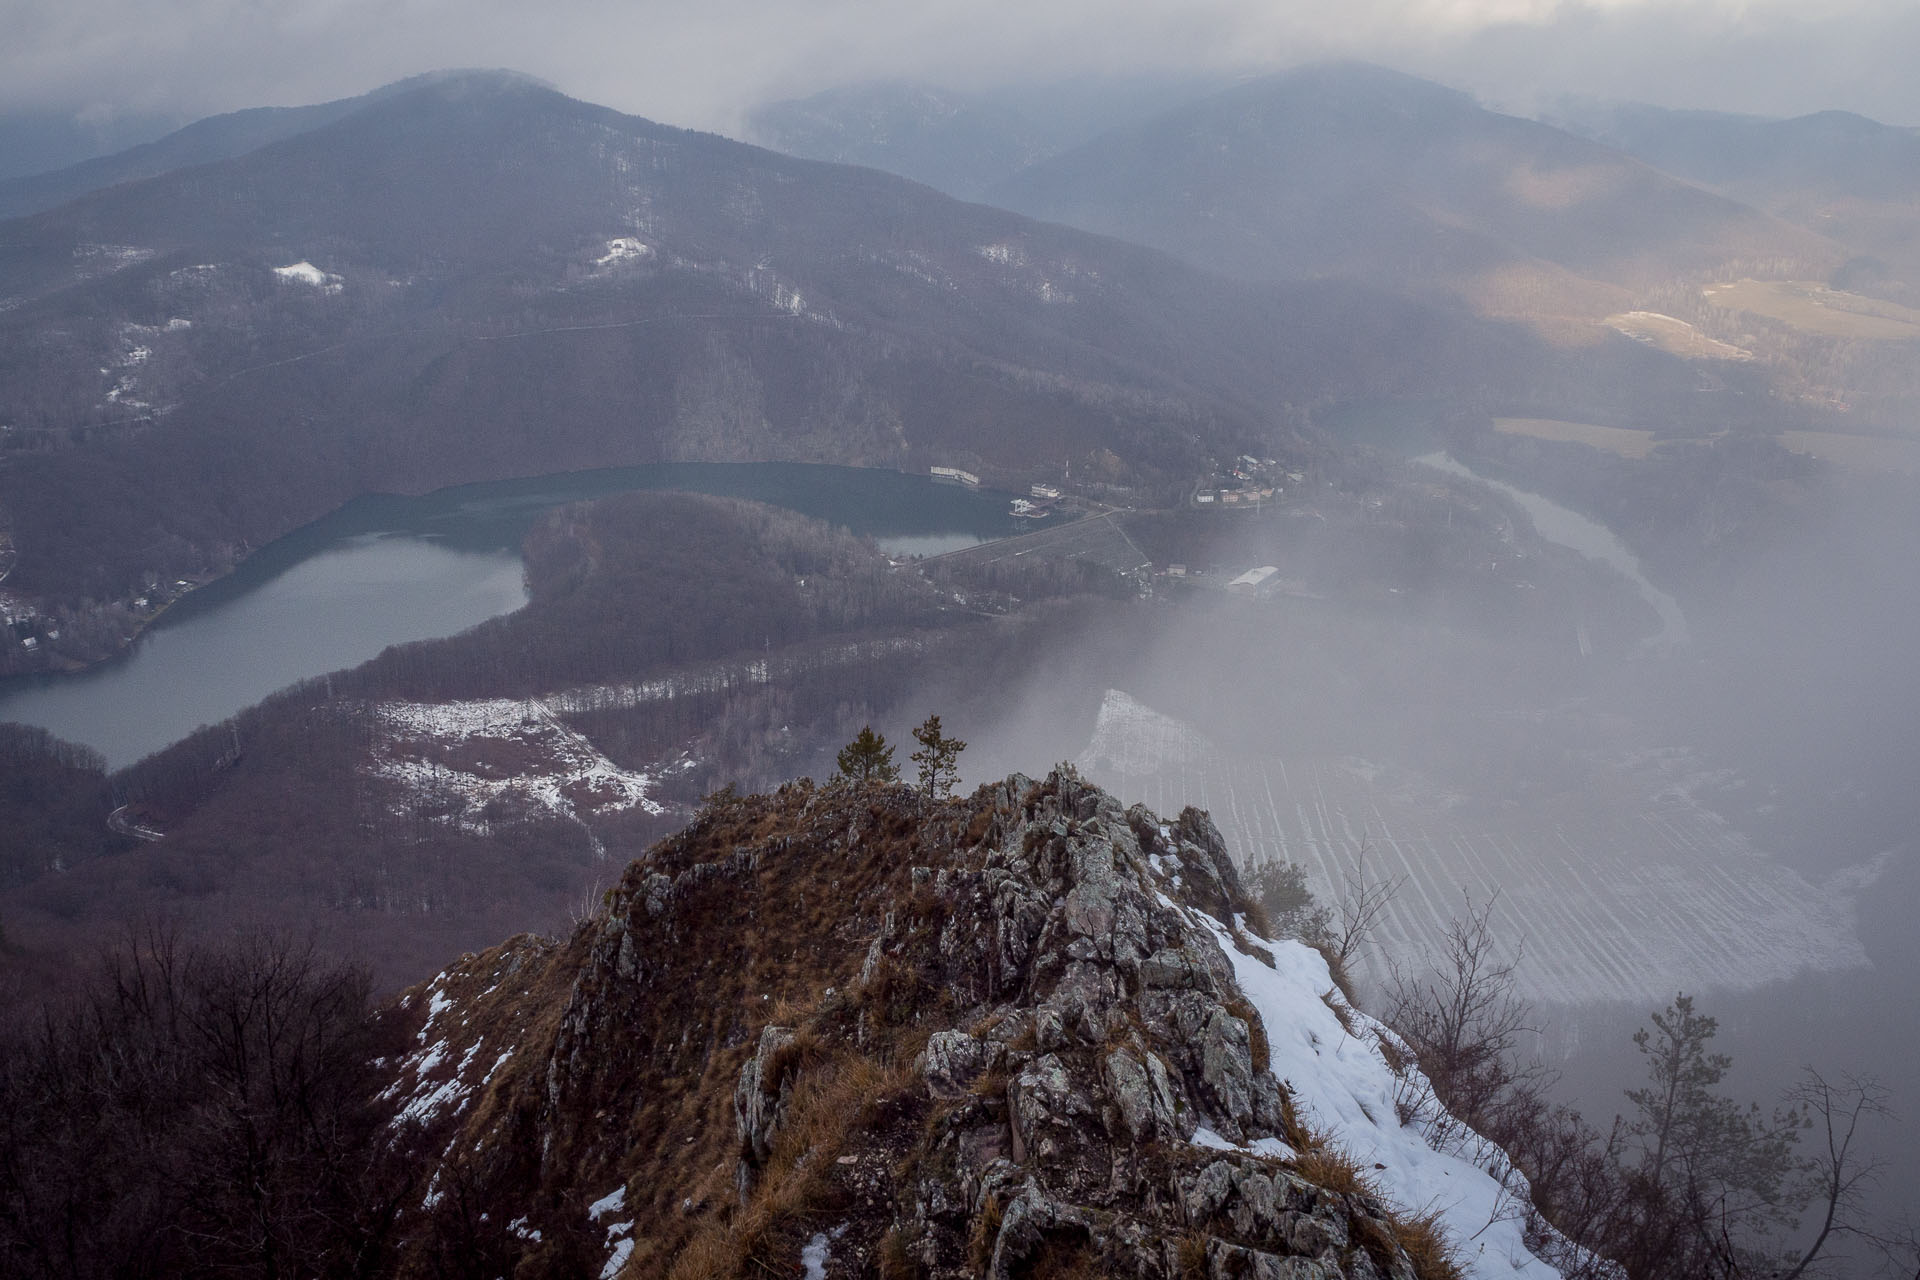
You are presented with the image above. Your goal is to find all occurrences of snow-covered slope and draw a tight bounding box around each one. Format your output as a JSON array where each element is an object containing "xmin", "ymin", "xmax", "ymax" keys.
[
  {"xmin": 368, "ymin": 697, "xmax": 664, "ymax": 844},
  {"xmin": 1205, "ymin": 920, "xmax": 1561, "ymax": 1278}
]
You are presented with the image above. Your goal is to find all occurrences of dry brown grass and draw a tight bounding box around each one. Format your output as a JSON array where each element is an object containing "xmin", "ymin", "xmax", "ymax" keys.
[
  {"xmin": 1705, "ymin": 279, "xmax": 1920, "ymax": 340},
  {"xmin": 1391, "ymin": 1207, "xmax": 1466, "ymax": 1280},
  {"xmin": 1229, "ymin": 931, "xmax": 1277, "ymax": 972},
  {"xmin": 1291, "ymin": 1143, "xmax": 1378, "ymax": 1198},
  {"xmin": 968, "ymin": 1010, "xmax": 1008, "ymax": 1038},
  {"xmin": 663, "ymin": 1228, "xmax": 737, "ymax": 1280},
  {"xmin": 760, "ymin": 1026, "xmax": 824, "ymax": 1088},
  {"xmin": 967, "ymin": 1193, "xmax": 1004, "ymax": 1270},
  {"xmin": 1278, "ymin": 1089, "xmax": 1311, "ymax": 1151},
  {"xmin": 766, "ymin": 991, "xmax": 817, "ymax": 1026},
  {"xmin": 1222, "ymin": 997, "xmax": 1270, "ymax": 1074},
  {"xmin": 1322, "ymin": 989, "xmax": 1358, "ymax": 1036},
  {"xmin": 774, "ymin": 1054, "xmax": 913, "ymax": 1166},
  {"xmin": 1237, "ymin": 896, "xmax": 1275, "ymax": 940},
  {"xmin": 1029, "ymin": 1239, "xmax": 1100, "ymax": 1279},
  {"xmin": 904, "ymin": 881, "xmax": 946, "ymax": 924},
  {"xmin": 858, "ymin": 955, "xmax": 925, "ymax": 1028},
  {"xmin": 1308, "ymin": 939, "xmax": 1359, "ymax": 1006},
  {"xmin": 969, "ymin": 1061, "xmax": 1010, "ymax": 1099},
  {"xmin": 665, "ymin": 1050, "xmax": 915, "ymax": 1280},
  {"xmin": 1177, "ymin": 1230, "xmax": 1211, "ymax": 1279},
  {"xmin": 876, "ymin": 1226, "xmax": 918, "ymax": 1279},
  {"xmin": 1293, "ymin": 1125, "xmax": 1464, "ymax": 1280}
]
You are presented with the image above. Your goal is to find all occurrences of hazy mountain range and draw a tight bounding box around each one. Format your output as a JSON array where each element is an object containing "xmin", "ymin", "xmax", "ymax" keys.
[
  {"xmin": 1548, "ymin": 98, "xmax": 1920, "ymax": 301},
  {"xmin": 0, "ymin": 67, "xmax": 1754, "ymax": 622}
]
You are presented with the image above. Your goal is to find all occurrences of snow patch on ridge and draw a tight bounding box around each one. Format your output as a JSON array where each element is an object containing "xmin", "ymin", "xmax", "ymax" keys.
[
  {"xmin": 274, "ymin": 261, "xmax": 343, "ymax": 293},
  {"xmin": 595, "ymin": 237, "xmax": 652, "ymax": 267},
  {"xmin": 369, "ymin": 697, "xmax": 663, "ymax": 837}
]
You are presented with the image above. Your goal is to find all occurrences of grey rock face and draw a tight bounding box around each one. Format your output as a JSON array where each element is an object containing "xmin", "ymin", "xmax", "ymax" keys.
[
  {"xmin": 918, "ymin": 1030, "xmax": 1004, "ymax": 1099},
  {"xmin": 735, "ymin": 1024, "xmax": 797, "ymax": 1167},
  {"xmin": 713, "ymin": 769, "xmax": 1436, "ymax": 1279},
  {"xmin": 428, "ymin": 768, "xmax": 1441, "ymax": 1279}
]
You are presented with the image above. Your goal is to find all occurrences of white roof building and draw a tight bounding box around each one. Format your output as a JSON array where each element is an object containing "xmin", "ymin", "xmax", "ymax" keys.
[{"xmin": 1227, "ymin": 566, "xmax": 1280, "ymax": 594}]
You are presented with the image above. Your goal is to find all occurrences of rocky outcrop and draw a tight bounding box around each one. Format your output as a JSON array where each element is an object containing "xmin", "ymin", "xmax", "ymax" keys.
[{"xmin": 372, "ymin": 769, "xmax": 1516, "ymax": 1279}]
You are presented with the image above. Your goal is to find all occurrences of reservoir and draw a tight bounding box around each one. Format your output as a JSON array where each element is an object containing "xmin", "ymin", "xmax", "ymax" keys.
[{"xmin": 0, "ymin": 462, "xmax": 1036, "ymax": 768}]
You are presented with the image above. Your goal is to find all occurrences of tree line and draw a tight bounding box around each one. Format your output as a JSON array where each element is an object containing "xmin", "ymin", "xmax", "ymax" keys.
[{"xmin": 0, "ymin": 928, "xmax": 414, "ymax": 1278}]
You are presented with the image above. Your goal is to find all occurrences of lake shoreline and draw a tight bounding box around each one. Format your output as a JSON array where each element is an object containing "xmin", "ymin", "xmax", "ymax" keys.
[{"xmin": 0, "ymin": 462, "xmax": 1042, "ymax": 767}]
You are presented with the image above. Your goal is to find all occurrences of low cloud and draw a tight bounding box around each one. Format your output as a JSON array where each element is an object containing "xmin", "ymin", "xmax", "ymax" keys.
[{"xmin": 4, "ymin": 0, "xmax": 1917, "ymax": 137}]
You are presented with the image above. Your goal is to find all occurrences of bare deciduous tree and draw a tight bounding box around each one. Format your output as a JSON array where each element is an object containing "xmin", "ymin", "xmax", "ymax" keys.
[
  {"xmin": 1774, "ymin": 1069, "xmax": 1890, "ymax": 1280},
  {"xmin": 0, "ymin": 926, "xmax": 410, "ymax": 1279},
  {"xmin": 1385, "ymin": 890, "xmax": 1549, "ymax": 1147},
  {"xmin": 1325, "ymin": 842, "xmax": 1408, "ymax": 972}
]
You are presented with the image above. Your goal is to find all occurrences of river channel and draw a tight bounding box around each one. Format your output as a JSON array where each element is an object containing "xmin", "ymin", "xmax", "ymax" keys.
[
  {"xmin": 1415, "ymin": 452, "xmax": 1690, "ymax": 651},
  {"xmin": 0, "ymin": 463, "xmax": 1035, "ymax": 768}
]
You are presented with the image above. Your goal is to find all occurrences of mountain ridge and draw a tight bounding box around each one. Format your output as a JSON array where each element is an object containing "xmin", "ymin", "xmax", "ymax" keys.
[
  {"xmin": 0, "ymin": 71, "xmax": 1621, "ymax": 643},
  {"xmin": 988, "ymin": 63, "xmax": 1839, "ymax": 319},
  {"xmin": 372, "ymin": 766, "xmax": 1558, "ymax": 1278}
]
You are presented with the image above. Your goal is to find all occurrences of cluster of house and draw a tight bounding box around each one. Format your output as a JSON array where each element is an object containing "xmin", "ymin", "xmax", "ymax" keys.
[
  {"xmin": 1193, "ymin": 455, "xmax": 1303, "ymax": 508},
  {"xmin": 6, "ymin": 614, "xmax": 56, "ymax": 651}
]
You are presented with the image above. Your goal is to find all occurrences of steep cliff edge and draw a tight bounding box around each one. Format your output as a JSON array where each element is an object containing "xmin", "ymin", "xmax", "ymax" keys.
[{"xmin": 374, "ymin": 769, "xmax": 1559, "ymax": 1279}]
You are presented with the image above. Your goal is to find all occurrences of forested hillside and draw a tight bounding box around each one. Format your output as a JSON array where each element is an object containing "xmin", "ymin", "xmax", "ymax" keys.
[{"xmin": 0, "ymin": 70, "xmax": 1811, "ymax": 676}]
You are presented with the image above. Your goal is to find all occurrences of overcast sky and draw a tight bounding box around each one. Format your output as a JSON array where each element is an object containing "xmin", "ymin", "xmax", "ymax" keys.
[{"xmin": 6, "ymin": 0, "xmax": 1920, "ymax": 133}]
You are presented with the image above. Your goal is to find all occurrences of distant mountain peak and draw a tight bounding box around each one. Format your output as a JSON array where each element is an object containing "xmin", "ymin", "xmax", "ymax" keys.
[
  {"xmin": 374, "ymin": 67, "xmax": 558, "ymax": 96},
  {"xmin": 365, "ymin": 67, "xmax": 565, "ymax": 109},
  {"xmin": 989, "ymin": 63, "xmax": 1834, "ymax": 313}
]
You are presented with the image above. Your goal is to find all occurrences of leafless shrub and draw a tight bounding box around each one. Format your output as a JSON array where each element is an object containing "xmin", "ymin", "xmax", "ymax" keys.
[
  {"xmin": 1384, "ymin": 890, "xmax": 1550, "ymax": 1149},
  {"xmin": 1323, "ymin": 842, "xmax": 1409, "ymax": 973}
]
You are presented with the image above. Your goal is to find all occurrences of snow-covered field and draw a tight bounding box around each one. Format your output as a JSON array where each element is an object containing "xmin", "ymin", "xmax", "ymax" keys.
[
  {"xmin": 1082, "ymin": 690, "xmax": 1870, "ymax": 1007},
  {"xmin": 369, "ymin": 698, "xmax": 662, "ymax": 841}
]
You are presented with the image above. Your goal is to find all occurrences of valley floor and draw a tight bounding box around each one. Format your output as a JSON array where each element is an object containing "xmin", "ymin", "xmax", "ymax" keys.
[{"xmin": 1077, "ymin": 689, "xmax": 1869, "ymax": 1007}]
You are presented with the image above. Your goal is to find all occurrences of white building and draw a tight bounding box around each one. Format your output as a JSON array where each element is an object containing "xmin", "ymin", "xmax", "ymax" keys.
[{"xmin": 1227, "ymin": 566, "xmax": 1280, "ymax": 595}]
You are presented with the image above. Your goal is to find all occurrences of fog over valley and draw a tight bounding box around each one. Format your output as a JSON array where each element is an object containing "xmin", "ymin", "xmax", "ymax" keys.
[{"xmin": 3, "ymin": 11, "xmax": 1920, "ymax": 1279}]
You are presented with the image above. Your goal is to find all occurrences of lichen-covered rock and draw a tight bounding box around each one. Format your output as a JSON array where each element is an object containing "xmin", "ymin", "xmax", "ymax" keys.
[
  {"xmin": 917, "ymin": 1030, "xmax": 1003, "ymax": 1099},
  {"xmin": 735, "ymin": 1025, "xmax": 797, "ymax": 1166}
]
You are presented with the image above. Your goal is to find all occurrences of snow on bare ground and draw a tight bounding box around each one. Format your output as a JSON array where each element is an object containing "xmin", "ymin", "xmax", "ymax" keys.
[
  {"xmin": 1080, "ymin": 690, "xmax": 1872, "ymax": 1007},
  {"xmin": 1195, "ymin": 916, "xmax": 1567, "ymax": 1279},
  {"xmin": 593, "ymin": 236, "xmax": 652, "ymax": 268},
  {"xmin": 273, "ymin": 260, "xmax": 343, "ymax": 293},
  {"xmin": 72, "ymin": 243, "xmax": 154, "ymax": 279},
  {"xmin": 370, "ymin": 697, "xmax": 662, "ymax": 841}
]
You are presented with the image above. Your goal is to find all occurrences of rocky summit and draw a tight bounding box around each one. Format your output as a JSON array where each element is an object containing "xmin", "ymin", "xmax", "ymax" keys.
[{"xmin": 373, "ymin": 768, "xmax": 1556, "ymax": 1279}]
